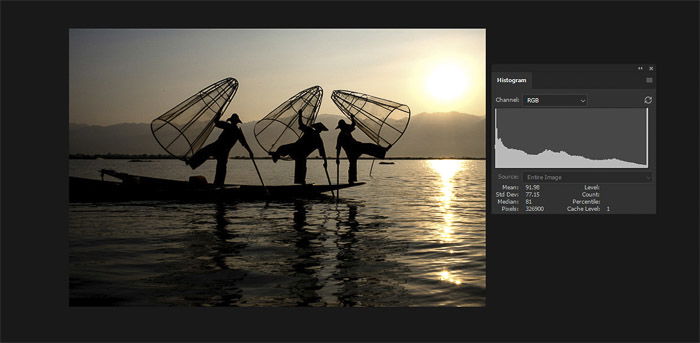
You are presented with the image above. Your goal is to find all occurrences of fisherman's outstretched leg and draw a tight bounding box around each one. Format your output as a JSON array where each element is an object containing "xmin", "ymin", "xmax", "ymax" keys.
[
  {"xmin": 356, "ymin": 142, "xmax": 389, "ymax": 159},
  {"xmin": 188, "ymin": 143, "xmax": 217, "ymax": 169},
  {"xmin": 270, "ymin": 143, "xmax": 295, "ymax": 163}
]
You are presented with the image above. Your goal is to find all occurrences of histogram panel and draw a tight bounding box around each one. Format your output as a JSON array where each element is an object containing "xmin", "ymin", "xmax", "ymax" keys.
[
  {"xmin": 495, "ymin": 107, "xmax": 648, "ymax": 168},
  {"xmin": 489, "ymin": 64, "xmax": 656, "ymax": 214}
]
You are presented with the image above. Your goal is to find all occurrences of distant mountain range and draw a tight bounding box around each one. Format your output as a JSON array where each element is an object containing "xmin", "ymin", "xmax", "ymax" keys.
[{"xmin": 69, "ymin": 112, "xmax": 485, "ymax": 158}]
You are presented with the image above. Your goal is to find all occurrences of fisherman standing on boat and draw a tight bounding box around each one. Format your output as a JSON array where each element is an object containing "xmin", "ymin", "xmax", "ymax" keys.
[
  {"xmin": 336, "ymin": 114, "xmax": 390, "ymax": 184},
  {"xmin": 269, "ymin": 109, "xmax": 328, "ymax": 185},
  {"xmin": 187, "ymin": 112, "xmax": 254, "ymax": 186}
]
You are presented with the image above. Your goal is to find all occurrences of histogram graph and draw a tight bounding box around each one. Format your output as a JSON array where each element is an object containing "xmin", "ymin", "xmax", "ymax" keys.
[{"xmin": 494, "ymin": 107, "xmax": 648, "ymax": 169}]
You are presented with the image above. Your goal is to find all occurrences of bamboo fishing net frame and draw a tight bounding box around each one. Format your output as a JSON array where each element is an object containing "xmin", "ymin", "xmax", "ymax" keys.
[
  {"xmin": 151, "ymin": 77, "xmax": 239, "ymax": 161},
  {"xmin": 331, "ymin": 90, "xmax": 411, "ymax": 176},
  {"xmin": 331, "ymin": 90, "xmax": 411, "ymax": 148},
  {"xmin": 254, "ymin": 86, "xmax": 323, "ymax": 160}
]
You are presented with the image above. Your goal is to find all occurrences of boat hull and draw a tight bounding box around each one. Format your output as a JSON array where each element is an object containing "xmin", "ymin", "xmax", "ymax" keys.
[{"xmin": 69, "ymin": 170, "xmax": 364, "ymax": 202}]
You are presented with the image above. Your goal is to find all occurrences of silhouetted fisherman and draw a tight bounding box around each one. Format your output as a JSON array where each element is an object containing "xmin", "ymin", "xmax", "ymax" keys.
[
  {"xmin": 335, "ymin": 114, "xmax": 390, "ymax": 184},
  {"xmin": 269, "ymin": 110, "xmax": 328, "ymax": 185},
  {"xmin": 187, "ymin": 113, "xmax": 253, "ymax": 186}
]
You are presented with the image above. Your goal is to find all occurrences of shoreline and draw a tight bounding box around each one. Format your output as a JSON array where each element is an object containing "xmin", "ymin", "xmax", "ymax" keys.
[{"xmin": 69, "ymin": 154, "xmax": 485, "ymax": 160}]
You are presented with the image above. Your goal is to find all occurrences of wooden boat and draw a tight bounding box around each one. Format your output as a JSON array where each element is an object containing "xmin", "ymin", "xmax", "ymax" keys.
[{"xmin": 69, "ymin": 169, "xmax": 364, "ymax": 202}]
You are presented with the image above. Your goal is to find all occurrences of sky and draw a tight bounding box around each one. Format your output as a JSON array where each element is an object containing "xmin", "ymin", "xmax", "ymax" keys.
[{"xmin": 70, "ymin": 29, "xmax": 485, "ymax": 125}]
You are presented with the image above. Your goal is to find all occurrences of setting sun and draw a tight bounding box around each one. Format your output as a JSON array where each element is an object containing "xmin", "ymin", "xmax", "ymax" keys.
[{"xmin": 425, "ymin": 63, "xmax": 469, "ymax": 102}]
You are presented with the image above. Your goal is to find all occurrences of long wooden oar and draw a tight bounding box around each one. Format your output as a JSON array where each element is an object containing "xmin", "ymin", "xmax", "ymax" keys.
[
  {"xmin": 250, "ymin": 155, "xmax": 269, "ymax": 197},
  {"xmin": 323, "ymin": 162, "xmax": 335, "ymax": 198}
]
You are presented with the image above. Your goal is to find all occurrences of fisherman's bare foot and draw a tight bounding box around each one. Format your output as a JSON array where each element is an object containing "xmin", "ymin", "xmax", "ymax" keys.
[{"xmin": 269, "ymin": 152, "xmax": 279, "ymax": 163}]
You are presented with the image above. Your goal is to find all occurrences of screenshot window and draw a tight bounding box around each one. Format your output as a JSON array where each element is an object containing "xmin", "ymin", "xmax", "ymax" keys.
[{"xmin": 1, "ymin": 1, "xmax": 698, "ymax": 342}]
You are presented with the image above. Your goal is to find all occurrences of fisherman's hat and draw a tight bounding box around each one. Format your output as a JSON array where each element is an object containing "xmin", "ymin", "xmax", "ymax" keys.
[
  {"xmin": 336, "ymin": 119, "xmax": 348, "ymax": 129},
  {"xmin": 227, "ymin": 113, "xmax": 242, "ymax": 124},
  {"xmin": 311, "ymin": 122, "xmax": 328, "ymax": 131}
]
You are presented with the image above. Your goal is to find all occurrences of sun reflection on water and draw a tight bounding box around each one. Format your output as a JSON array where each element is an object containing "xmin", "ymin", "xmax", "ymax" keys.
[
  {"xmin": 429, "ymin": 159, "xmax": 463, "ymax": 180},
  {"xmin": 439, "ymin": 269, "xmax": 463, "ymax": 285},
  {"xmin": 427, "ymin": 160, "xmax": 466, "ymax": 286},
  {"xmin": 427, "ymin": 160, "xmax": 464, "ymax": 243}
]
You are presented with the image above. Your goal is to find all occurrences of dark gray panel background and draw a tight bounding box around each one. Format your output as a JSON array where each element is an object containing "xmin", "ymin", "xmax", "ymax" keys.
[{"xmin": 497, "ymin": 107, "xmax": 647, "ymax": 164}]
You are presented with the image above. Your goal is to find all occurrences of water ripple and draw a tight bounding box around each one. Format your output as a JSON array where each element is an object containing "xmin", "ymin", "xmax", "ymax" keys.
[{"xmin": 70, "ymin": 159, "xmax": 485, "ymax": 306}]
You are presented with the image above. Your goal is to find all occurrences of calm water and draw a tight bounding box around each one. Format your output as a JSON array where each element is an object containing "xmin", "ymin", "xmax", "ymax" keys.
[{"xmin": 69, "ymin": 159, "xmax": 485, "ymax": 306}]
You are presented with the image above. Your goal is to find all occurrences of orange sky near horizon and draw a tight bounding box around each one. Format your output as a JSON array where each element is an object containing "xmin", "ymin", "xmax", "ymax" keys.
[{"xmin": 70, "ymin": 29, "xmax": 485, "ymax": 125}]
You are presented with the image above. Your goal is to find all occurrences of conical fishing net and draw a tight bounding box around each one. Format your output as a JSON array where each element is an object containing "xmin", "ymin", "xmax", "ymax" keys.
[
  {"xmin": 254, "ymin": 86, "xmax": 323, "ymax": 159},
  {"xmin": 331, "ymin": 90, "xmax": 410, "ymax": 148},
  {"xmin": 151, "ymin": 77, "xmax": 238, "ymax": 160}
]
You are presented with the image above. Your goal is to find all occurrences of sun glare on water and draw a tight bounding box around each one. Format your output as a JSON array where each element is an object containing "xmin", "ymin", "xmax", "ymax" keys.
[
  {"xmin": 428, "ymin": 159, "xmax": 465, "ymax": 244},
  {"xmin": 439, "ymin": 269, "xmax": 463, "ymax": 285},
  {"xmin": 429, "ymin": 159, "xmax": 463, "ymax": 180},
  {"xmin": 425, "ymin": 62, "xmax": 469, "ymax": 102},
  {"xmin": 428, "ymin": 160, "xmax": 466, "ymax": 287}
]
